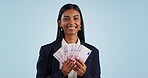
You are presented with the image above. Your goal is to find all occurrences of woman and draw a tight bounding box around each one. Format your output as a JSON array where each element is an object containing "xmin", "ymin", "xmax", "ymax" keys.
[{"xmin": 36, "ymin": 4, "xmax": 101, "ymax": 78}]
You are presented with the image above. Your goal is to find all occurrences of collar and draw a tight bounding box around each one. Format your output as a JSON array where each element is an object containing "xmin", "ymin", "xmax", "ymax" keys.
[{"xmin": 62, "ymin": 38, "xmax": 81, "ymax": 47}]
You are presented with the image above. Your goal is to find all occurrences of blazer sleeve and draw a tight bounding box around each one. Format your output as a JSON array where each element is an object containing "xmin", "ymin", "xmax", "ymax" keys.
[
  {"xmin": 36, "ymin": 46, "xmax": 64, "ymax": 78},
  {"xmin": 78, "ymin": 48, "xmax": 101, "ymax": 78}
]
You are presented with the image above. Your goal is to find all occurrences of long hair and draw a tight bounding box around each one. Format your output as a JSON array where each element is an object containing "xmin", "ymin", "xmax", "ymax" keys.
[{"xmin": 55, "ymin": 4, "xmax": 85, "ymax": 42}]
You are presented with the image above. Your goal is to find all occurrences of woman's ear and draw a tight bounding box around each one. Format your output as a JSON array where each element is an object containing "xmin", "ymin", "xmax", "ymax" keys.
[{"xmin": 58, "ymin": 20, "xmax": 62, "ymax": 27}]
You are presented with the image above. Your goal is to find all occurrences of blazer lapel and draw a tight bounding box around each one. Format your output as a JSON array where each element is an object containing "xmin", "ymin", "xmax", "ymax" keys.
[{"xmin": 51, "ymin": 41, "xmax": 62, "ymax": 73}]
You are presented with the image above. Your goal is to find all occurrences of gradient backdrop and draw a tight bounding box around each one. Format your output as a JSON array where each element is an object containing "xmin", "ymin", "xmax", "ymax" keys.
[{"xmin": 0, "ymin": 0, "xmax": 147, "ymax": 78}]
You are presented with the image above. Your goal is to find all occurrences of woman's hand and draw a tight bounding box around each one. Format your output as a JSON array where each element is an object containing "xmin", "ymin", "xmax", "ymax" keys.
[
  {"xmin": 73, "ymin": 58, "xmax": 87, "ymax": 77},
  {"xmin": 61, "ymin": 59, "xmax": 76, "ymax": 77}
]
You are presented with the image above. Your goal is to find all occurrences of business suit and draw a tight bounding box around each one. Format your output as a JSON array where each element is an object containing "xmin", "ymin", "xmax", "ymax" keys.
[{"xmin": 36, "ymin": 40, "xmax": 101, "ymax": 78}]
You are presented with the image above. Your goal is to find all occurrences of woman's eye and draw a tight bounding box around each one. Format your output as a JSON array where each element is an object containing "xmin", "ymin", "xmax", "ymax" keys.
[
  {"xmin": 74, "ymin": 18, "xmax": 79, "ymax": 20},
  {"xmin": 64, "ymin": 18, "xmax": 69, "ymax": 20}
]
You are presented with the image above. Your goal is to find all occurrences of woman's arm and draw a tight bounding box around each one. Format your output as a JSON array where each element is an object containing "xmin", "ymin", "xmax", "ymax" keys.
[{"xmin": 36, "ymin": 46, "xmax": 64, "ymax": 78}]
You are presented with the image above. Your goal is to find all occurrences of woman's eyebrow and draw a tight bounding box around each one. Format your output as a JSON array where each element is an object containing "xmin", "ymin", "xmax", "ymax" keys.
[
  {"xmin": 64, "ymin": 15, "xmax": 79, "ymax": 17},
  {"xmin": 64, "ymin": 16, "xmax": 69, "ymax": 17},
  {"xmin": 73, "ymin": 15, "xmax": 79, "ymax": 17}
]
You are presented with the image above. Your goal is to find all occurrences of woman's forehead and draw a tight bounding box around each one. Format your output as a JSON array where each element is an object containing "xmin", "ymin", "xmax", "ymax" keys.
[{"xmin": 62, "ymin": 9, "xmax": 80, "ymax": 16}]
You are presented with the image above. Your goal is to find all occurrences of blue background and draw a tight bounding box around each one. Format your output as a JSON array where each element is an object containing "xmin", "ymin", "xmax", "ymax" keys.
[{"xmin": 0, "ymin": 0, "xmax": 147, "ymax": 78}]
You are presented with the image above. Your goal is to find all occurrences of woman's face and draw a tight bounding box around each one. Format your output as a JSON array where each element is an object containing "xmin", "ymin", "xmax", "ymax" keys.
[{"xmin": 59, "ymin": 9, "xmax": 81, "ymax": 36}]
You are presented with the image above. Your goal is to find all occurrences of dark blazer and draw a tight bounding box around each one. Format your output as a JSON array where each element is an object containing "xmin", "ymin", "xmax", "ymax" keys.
[{"xmin": 36, "ymin": 40, "xmax": 101, "ymax": 78}]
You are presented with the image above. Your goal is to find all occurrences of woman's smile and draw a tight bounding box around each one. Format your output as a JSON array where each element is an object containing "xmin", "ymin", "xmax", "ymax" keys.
[{"xmin": 66, "ymin": 25, "xmax": 78, "ymax": 30}]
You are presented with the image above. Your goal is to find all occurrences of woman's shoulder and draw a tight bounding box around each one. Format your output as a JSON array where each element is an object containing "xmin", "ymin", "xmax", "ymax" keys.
[
  {"xmin": 83, "ymin": 41, "xmax": 99, "ymax": 52},
  {"xmin": 40, "ymin": 40, "xmax": 61, "ymax": 49}
]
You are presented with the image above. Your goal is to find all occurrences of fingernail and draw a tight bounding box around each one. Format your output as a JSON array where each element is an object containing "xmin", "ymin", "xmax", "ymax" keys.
[
  {"xmin": 76, "ymin": 57, "xmax": 79, "ymax": 60},
  {"xmin": 72, "ymin": 58, "xmax": 74, "ymax": 61},
  {"xmin": 74, "ymin": 65, "xmax": 77, "ymax": 68},
  {"xmin": 70, "ymin": 58, "xmax": 73, "ymax": 61},
  {"xmin": 74, "ymin": 61, "xmax": 76, "ymax": 64}
]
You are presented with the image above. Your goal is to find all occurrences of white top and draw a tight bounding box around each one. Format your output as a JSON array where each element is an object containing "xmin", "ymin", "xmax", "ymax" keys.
[{"xmin": 60, "ymin": 38, "xmax": 81, "ymax": 78}]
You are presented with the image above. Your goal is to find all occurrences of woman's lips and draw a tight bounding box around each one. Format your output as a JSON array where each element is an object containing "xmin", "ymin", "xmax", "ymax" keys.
[{"xmin": 66, "ymin": 26, "xmax": 77, "ymax": 29}]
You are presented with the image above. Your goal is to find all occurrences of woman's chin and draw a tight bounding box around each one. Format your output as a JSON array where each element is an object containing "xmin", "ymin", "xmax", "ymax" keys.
[{"xmin": 66, "ymin": 32, "xmax": 78, "ymax": 36}]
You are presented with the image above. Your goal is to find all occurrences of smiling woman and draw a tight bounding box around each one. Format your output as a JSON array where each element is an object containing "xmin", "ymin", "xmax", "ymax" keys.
[
  {"xmin": 56, "ymin": 4, "xmax": 85, "ymax": 43},
  {"xmin": 36, "ymin": 4, "xmax": 101, "ymax": 78},
  {"xmin": 58, "ymin": 9, "xmax": 81, "ymax": 43}
]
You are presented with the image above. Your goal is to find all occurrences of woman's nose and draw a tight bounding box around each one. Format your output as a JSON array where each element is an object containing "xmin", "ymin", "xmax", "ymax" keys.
[{"xmin": 69, "ymin": 19, "xmax": 75, "ymax": 25}]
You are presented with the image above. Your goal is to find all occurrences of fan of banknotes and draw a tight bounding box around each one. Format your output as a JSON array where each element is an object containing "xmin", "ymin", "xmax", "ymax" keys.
[{"xmin": 53, "ymin": 44, "xmax": 92, "ymax": 64}]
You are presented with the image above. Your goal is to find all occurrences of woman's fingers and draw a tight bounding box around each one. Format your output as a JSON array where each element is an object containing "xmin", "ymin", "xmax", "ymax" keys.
[
  {"xmin": 76, "ymin": 58, "xmax": 86, "ymax": 71},
  {"xmin": 64, "ymin": 59, "xmax": 71, "ymax": 66},
  {"xmin": 67, "ymin": 59, "xmax": 76, "ymax": 70},
  {"xmin": 74, "ymin": 65, "xmax": 83, "ymax": 73},
  {"xmin": 76, "ymin": 58, "xmax": 85, "ymax": 67},
  {"xmin": 73, "ymin": 64, "xmax": 86, "ymax": 77},
  {"xmin": 73, "ymin": 58, "xmax": 87, "ymax": 77},
  {"xmin": 61, "ymin": 59, "xmax": 76, "ymax": 76},
  {"xmin": 77, "ymin": 61, "xmax": 86, "ymax": 71},
  {"xmin": 61, "ymin": 58, "xmax": 87, "ymax": 77}
]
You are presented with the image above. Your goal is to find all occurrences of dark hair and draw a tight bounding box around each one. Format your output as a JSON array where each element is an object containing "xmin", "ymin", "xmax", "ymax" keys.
[{"xmin": 55, "ymin": 4, "xmax": 85, "ymax": 42}]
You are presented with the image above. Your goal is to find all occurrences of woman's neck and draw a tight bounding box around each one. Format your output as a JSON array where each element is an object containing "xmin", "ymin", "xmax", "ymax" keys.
[{"xmin": 64, "ymin": 35, "xmax": 78, "ymax": 44}]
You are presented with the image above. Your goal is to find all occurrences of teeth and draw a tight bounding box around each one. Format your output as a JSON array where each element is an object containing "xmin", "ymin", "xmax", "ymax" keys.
[{"xmin": 68, "ymin": 27, "xmax": 75, "ymax": 29}]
